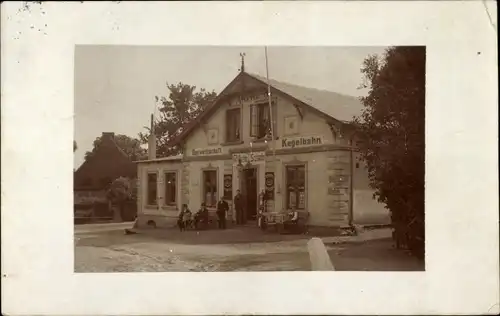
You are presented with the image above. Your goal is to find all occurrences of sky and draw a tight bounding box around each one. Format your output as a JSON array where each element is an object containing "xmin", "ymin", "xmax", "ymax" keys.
[{"xmin": 74, "ymin": 45, "xmax": 388, "ymax": 169}]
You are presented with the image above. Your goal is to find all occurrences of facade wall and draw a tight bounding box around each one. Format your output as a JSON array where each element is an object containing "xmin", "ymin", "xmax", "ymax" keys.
[
  {"xmin": 183, "ymin": 92, "xmax": 345, "ymax": 158},
  {"xmin": 137, "ymin": 88, "xmax": 388, "ymax": 228},
  {"xmin": 137, "ymin": 160, "xmax": 183, "ymax": 228}
]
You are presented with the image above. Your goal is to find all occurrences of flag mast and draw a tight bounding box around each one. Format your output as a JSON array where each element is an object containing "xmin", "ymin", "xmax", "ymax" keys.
[{"xmin": 265, "ymin": 47, "xmax": 277, "ymax": 211}]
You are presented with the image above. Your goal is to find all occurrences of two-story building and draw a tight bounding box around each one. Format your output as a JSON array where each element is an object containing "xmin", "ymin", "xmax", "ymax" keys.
[{"xmin": 135, "ymin": 70, "xmax": 389, "ymax": 229}]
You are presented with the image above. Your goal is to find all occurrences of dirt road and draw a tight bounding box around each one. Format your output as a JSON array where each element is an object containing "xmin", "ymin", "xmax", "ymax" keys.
[{"xmin": 74, "ymin": 224, "xmax": 424, "ymax": 272}]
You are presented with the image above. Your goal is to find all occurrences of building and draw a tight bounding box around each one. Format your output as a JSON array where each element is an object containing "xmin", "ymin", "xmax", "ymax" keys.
[
  {"xmin": 74, "ymin": 132, "xmax": 137, "ymax": 221},
  {"xmin": 135, "ymin": 71, "xmax": 389, "ymax": 228}
]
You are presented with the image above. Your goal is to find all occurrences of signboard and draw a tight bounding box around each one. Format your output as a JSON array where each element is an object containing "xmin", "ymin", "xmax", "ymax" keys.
[
  {"xmin": 232, "ymin": 151, "xmax": 266, "ymax": 166},
  {"xmin": 223, "ymin": 174, "xmax": 233, "ymax": 200},
  {"xmin": 281, "ymin": 135, "xmax": 324, "ymax": 149},
  {"xmin": 240, "ymin": 93, "xmax": 278, "ymax": 104},
  {"xmin": 191, "ymin": 147, "xmax": 223, "ymax": 156},
  {"xmin": 265, "ymin": 172, "xmax": 275, "ymax": 200}
]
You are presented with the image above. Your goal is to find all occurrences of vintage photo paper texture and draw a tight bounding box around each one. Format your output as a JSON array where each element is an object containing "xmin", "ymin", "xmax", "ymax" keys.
[{"xmin": 1, "ymin": 1, "xmax": 499, "ymax": 315}]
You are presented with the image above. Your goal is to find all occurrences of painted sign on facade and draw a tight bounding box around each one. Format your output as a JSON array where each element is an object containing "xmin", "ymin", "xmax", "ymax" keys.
[
  {"xmin": 191, "ymin": 147, "xmax": 223, "ymax": 156},
  {"xmin": 240, "ymin": 93, "xmax": 277, "ymax": 104},
  {"xmin": 281, "ymin": 135, "xmax": 324, "ymax": 149},
  {"xmin": 232, "ymin": 151, "xmax": 266, "ymax": 166}
]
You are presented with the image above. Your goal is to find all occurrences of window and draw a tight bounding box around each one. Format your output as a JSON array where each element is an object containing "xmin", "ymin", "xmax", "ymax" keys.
[
  {"xmin": 250, "ymin": 102, "xmax": 277, "ymax": 139},
  {"xmin": 203, "ymin": 170, "xmax": 217, "ymax": 207},
  {"xmin": 147, "ymin": 173, "xmax": 158, "ymax": 205},
  {"xmin": 285, "ymin": 165, "xmax": 306, "ymax": 210},
  {"xmin": 225, "ymin": 108, "xmax": 241, "ymax": 142},
  {"xmin": 164, "ymin": 172, "xmax": 176, "ymax": 206}
]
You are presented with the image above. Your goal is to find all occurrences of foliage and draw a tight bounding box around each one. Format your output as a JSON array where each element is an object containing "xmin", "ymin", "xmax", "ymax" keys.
[
  {"xmin": 85, "ymin": 134, "xmax": 147, "ymax": 161},
  {"xmin": 106, "ymin": 177, "xmax": 135, "ymax": 204},
  {"xmin": 138, "ymin": 82, "xmax": 217, "ymax": 157},
  {"xmin": 106, "ymin": 177, "xmax": 137, "ymax": 221},
  {"xmin": 354, "ymin": 46, "xmax": 425, "ymax": 258}
]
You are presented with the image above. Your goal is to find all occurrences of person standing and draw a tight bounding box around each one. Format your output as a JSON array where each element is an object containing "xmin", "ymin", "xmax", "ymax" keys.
[
  {"xmin": 234, "ymin": 189, "xmax": 244, "ymax": 225},
  {"xmin": 258, "ymin": 189, "xmax": 268, "ymax": 228},
  {"xmin": 216, "ymin": 196, "xmax": 229, "ymax": 229}
]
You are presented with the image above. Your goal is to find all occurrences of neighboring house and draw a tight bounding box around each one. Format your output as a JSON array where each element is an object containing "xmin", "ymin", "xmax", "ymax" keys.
[
  {"xmin": 74, "ymin": 132, "xmax": 137, "ymax": 221},
  {"xmin": 135, "ymin": 70, "xmax": 389, "ymax": 228}
]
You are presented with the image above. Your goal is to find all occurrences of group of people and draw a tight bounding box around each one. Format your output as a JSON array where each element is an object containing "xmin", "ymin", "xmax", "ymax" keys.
[
  {"xmin": 176, "ymin": 189, "xmax": 247, "ymax": 231},
  {"xmin": 176, "ymin": 193, "xmax": 235, "ymax": 231},
  {"xmin": 177, "ymin": 203, "xmax": 207, "ymax": 231},
  {"xmin": 176, "ymin": 188, "xmax": 300, "ymax": 232}
]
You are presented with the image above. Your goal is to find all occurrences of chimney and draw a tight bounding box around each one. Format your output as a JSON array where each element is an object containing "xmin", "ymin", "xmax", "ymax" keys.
[
  {"xmin": 148, "ymin": 114, "xmax": 156, "ymax": 160},
  {"xmin": 102, "ymin": 132, "xmax": 115, "ymax": 142}
]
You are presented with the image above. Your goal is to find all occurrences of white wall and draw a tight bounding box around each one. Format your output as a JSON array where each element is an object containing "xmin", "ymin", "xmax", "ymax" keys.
[
  {"xmin": 182, "ymin": 92, "xmax": 345, "ymax": 157},
  {"xmin": 137, "ymin": 161, "xmax": 183, "ymax": 219}
]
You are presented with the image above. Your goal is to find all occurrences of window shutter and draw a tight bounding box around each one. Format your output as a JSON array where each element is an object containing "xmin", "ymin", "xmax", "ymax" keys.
[
  {"xmin": 250, "ymin": 105, "xmax": 258, "ymax": 137},
  {"xmin": 225, "ymin": 111, "xmax": 231, "ymax": 141},
  {"xmin": 235, "ymin": 108, "xmax": 241, "ymax": 140}
]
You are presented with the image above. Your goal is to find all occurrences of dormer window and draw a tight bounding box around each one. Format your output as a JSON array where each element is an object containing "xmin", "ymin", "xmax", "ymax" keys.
[{"xmin": 226, "ymin": 108, "xmax": 241, "ymax": 142}]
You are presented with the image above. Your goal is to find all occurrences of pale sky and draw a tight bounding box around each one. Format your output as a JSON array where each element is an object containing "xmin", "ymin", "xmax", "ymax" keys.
[{"xmin": 74, "ymin": 45, "xmax": 388, "ymax": 169}]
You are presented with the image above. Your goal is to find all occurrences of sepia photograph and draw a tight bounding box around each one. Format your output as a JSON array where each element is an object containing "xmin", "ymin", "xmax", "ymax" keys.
[
  {"xmin": 73, "ymin": 45, "xmax": 425, "ymax": 272},
  {"xmin": 3, "ymin": 1, "xmax": 497, "ymax": 314}
]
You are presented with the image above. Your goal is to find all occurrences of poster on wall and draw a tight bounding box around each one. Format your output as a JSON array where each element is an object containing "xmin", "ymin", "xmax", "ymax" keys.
[
  {"xmin": 224, "ymin": 174, "xmax": 233, "ymax": 200},
  {"xmin": 265, "ymin": 172, "xmax": 275, "ymax": 200},
  {"xmin": 298, "ymin": 191, "xmax": 305, "ymax": 209}
]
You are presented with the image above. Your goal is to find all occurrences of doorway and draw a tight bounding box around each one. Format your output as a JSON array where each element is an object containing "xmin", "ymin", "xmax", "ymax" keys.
[{"xmin": 242, "ymin": 167, "xmax": 258, "ymax": 221}]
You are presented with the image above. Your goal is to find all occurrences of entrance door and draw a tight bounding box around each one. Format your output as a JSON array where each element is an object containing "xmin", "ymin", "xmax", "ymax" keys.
[{"xmin": 243, "ymin": 168, "xmax": 258, "ymax": 221}]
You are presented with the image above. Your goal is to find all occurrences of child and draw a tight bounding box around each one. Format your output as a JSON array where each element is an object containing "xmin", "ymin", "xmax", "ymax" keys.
[
  {"xmin": 178, "ymin": 204, "xmax": 191, "ymax": 232},
  {"xmin": 183, "ymin": 206, "xmax": 193, "ymax": 230}
]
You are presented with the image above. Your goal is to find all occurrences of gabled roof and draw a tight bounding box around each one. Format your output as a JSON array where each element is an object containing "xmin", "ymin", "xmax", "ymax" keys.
[
  {"xmin": 74, "ymin": 133, "xmax": 136, "ymax": 188},
  {"xmin": 169, "ymin": 71, "xmax": 363, "ymax": 146},
  {"xmin": 247, "ymin": 73, "xmax": 363, "ymax": 123}
]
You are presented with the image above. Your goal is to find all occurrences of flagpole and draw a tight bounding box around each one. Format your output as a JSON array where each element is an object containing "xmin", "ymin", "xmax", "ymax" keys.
[{"xmin": 265, "ymin": 47, "xmax": 277, "ymax": 212}]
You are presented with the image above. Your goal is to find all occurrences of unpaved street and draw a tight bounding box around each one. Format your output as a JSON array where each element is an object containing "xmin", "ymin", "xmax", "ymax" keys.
[{"xmin": 74, "ymin": 224, "xmax": 424, "ymax": 272}]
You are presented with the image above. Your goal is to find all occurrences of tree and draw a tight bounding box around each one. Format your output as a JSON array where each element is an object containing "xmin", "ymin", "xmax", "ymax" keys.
[
  {"xmin": 139, "ymin": 82, "xmax": 217, "ymax": 157},
  {"xmin": 106, "ymin": 177, "xmax": 136, "ymax": 222},
  {"xmin": 353, "ymin": 46, "xmax": 425, "ymax": 258},
  {"xmin": 85, "ymin": 134, "xmax": 147, "ymax": 161}
]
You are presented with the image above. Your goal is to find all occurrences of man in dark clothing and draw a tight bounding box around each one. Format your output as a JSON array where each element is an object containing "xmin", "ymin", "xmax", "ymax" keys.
[
  {"xmin": 216, "ymin": 196, "xmax": 229, "ymax": 229},
  {"xmin": 194, "ymin": 203, "xmax": 209, "ymax": 230},
  {"xmin": 234, "ymin": 190, "xmax": 244, "ymax": 225}
]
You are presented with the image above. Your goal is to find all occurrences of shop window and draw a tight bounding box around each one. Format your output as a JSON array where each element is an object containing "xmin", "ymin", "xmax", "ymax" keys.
[
  {"xmin": 203, "ymin": 170, "xmax": 217, "ymax": 207},
  {"xmin": 250, "ymin": 102, "xmax": 277, "ymax": 139},
  {"xmin": 164, "ymin": 172, "xmax": 177, "ymax": 206},
  {"xmin": 225, "ymin": 108, "xmax": 241, "ymax": 142},
  {"xmin": 285, "ymin": 165, "xmax": 306, "ymax": 210},
  {"xmin": 147, "ymin": 173, "xmax": 158, "ymax": 205}
]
